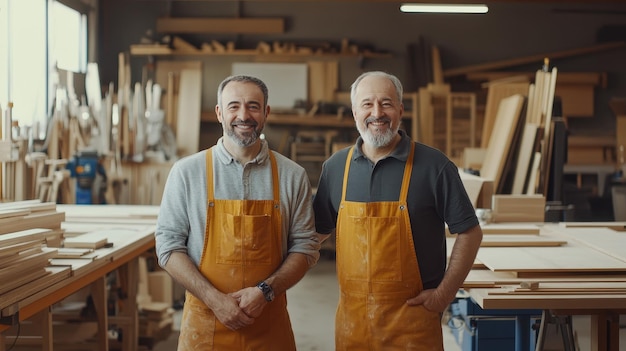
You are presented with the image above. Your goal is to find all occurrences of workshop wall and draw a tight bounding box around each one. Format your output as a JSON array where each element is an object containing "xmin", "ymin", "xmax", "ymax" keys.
[{"xmin": 97, "ymin": 1, "xmax": 626, "ymax": 141}]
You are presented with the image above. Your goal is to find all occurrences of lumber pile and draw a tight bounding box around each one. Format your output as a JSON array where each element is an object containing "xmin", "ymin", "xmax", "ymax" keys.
[
  {"xmin": 458, "ymin": 223, "xmax": 626, "ymax": 303},
  {"xmin": 0, "ymin": 200, "xmax": 69, "ymax": 315}
]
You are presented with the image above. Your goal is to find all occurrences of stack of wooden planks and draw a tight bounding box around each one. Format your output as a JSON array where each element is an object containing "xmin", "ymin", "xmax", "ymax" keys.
[
  {"xmin": 0, "ymin": 200, "xmax": 69, "ymax": 315},
  {"xmin": 457, "ymin": 223, "xmax": 626, "ymax": 301},
  {"xmin": 478, "ymin": 61, "xmax": 558, "ymax": 196}
]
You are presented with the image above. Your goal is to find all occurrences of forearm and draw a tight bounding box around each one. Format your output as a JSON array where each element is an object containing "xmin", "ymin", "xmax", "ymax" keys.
[
  {"xmin": 436, "ymin": 225, "xmax": 483, "ymax": 303},
  {"xmin": 163, "ymin": 251, "xmax": 224, "ymax": 310},
  {"xmin": 263, "ymin": 252, "xmax": 311, "ymax": 297}
]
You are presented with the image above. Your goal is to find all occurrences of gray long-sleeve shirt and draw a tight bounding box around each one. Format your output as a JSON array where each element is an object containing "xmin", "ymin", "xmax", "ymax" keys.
[{"xmin": 155, "ymin": 138, "xmax": 321, "ymax": 268}]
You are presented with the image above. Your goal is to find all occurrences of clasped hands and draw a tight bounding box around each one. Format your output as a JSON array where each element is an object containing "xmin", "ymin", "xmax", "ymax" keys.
[{"xmin": 212, "ymin": 286, "xmax": 268, "ymax": 331}]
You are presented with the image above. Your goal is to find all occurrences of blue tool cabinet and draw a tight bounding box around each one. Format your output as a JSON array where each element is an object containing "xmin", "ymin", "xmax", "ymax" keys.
[{"xmin": 448, "ymin": 296, "xmax": 542, "ymax": 351}]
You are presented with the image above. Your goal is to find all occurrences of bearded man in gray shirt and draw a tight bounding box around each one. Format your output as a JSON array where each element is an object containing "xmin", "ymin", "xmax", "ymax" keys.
[{"xmin": 155, "ymin": 75, "xmax": 322, "ymax": 350}]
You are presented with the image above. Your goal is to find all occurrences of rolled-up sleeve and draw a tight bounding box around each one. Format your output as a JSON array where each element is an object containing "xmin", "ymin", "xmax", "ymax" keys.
[
  {"xmin": 155, "ymin": 162, "xmax": 191, "ymax": 268},
  {"xmin": 284, "ymin": 167, "xmax": 322, "ymax": 267}
]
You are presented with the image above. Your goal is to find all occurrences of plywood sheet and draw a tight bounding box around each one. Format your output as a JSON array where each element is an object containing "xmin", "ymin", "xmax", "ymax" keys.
[
  {"xmin": 463, "ymin": 268, "xmax": 626, "ymax": 289},
  {"xmin": 481, "ymin": 82, "xmax": 529, "ymax": 148},
  {"xmin": 548, "ymin": 227, "xmax": 626, "ymax": 262},
  {"xmin": 480, "ymin": 94, "xmax": 525, "ymax": 191},
  {"xmin": 479, "ymin": 234, "xmax": 566, "ymax": 247},
  {"xmin": 558, "ymin": 222, "xmax": 626, "ymax": 231},
  {"xmin": 481, "ymin": 223, "xmax": 541, "ymax": 235},
  {"xmin": 477, "ymin": 244, "xmax": 626, "ymax": 274}
]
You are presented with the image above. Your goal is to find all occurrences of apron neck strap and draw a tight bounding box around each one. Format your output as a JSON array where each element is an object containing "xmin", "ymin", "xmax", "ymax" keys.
[
  {"xmin": 340, "ymin": 142, "xmax": 416, "ymax": 203},
  {"xmin": 206, "ymin": 147, "xmax": 280, "ymax": 201}
]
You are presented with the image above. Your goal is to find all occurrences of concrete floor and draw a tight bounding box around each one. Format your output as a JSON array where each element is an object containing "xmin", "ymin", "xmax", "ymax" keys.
[
  {"xmin": 153, "ymin": 256, "xmax": 626, "ymax": 350},
  {"xmin": 153, "ymin": 255, "xmax": 461, "ymax": 350}
]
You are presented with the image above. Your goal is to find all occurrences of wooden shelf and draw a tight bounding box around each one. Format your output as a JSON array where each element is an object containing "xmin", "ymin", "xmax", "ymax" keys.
[{"xmin": 130, "ymin": 46, "xmax": 392, "ymax": 59}]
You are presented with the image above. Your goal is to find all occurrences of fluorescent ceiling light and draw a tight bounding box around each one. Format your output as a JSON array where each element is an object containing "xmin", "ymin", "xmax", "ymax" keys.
[{"xmin": 400, "ymin": 4, "xmax": 489, "ymax": 14}]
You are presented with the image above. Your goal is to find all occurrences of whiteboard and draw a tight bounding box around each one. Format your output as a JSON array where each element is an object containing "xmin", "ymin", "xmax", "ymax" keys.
[{"xmin": 231, "ymin": 62, "xmax": 308, "ymax": 111}]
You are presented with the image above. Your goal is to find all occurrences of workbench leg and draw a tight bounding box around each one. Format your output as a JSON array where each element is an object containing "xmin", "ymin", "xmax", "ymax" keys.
[
  {"xmin": 0, "ymin": 333, "xmax": 5, "ymax": 351},
  {"xmin": 515, "ymin": 314, "xmax": 531, "ymax": 351},
  {"xmin": 118, "ymin": 258, "xmax": 139, "ymax": 351},
  {"xmin": 34, "ymin": 307, "xmax": 53, "ymax": 351},
  {"xmin": 91, "ymin": 276, "xmax": 109, "ymax": 351},
  {"xmin": 590, "ymin": 312, "xmax": 620, "ymax": 351}
]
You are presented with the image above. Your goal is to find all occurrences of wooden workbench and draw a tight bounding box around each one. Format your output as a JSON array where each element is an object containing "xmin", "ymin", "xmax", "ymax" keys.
[
  {"xmin": 0, "ymin": 204, "xmax": 159, "ymax": 351},
  {"xmin": 457, "ymin": 223, "xmax": 626, "ymax": 351}
]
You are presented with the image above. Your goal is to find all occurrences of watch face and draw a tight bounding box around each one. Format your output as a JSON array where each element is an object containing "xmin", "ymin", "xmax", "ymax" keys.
[{"xmin": 258, "ymin": 282, "xmax": 274, "ymax": 301}]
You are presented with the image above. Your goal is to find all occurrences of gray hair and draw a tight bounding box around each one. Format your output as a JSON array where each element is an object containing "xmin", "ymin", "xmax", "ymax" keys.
[
  {"xmin": 217, "ymin": 75, "xmax": 269, "ymax": 109},
  {"xmin": 350, "ymin": 71, "xmax": 403, "ymax": 107}
]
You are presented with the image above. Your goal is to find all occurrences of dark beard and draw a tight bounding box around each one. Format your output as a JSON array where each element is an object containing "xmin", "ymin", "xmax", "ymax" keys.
[{"xmin": 226, "ymin": 121, "xmax": 262, "ymax": 147}]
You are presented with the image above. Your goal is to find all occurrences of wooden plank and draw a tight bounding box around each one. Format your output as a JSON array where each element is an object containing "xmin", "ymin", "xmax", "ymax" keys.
[
  {"xmin": 154, "ymin": 61, "xmax": 202, "ymax": 157},
  {"xmin": 0, "ymin": 211, "xmax": 65, "ymax": 235},
  {"xmin": 0, "ymin": 248, "xmax": 57, "ymax": 282},
  {"xmin": 549, "ymin": 227, "xmax": 626, "ymax": 263},
  {"xmin": 476, "ymin": 245, "xmax": 626, "ymax": 274},
  {"xmin": 0, "ymin": 266, "xmax": 72, "ymax": 316},
  {"xmin": 175, "ymin": 69, "xmax": 202, "ymax": 157},
  {"xmin": 0, "ymin": 228, "xmax": 53, "ymax": 247},
  {"xmin": 55, "ymin": 248, "xmax": 94, "ymax": 259},
  {"xmin": 468, "ymin": 71, "xmax": 606, "ymax": 87},
  {"xmin": 479, "ymin": 234, "xmax": 567, "ymax": 247},
  {"xmin": 463, "ymin": 269, "xmax": 626, "ymax": 289},
  {"xmin": 558, "ymin": 222, "xmax": 626, "ymax": 231},
  {"xmin": 481, "ymin": 223, "xmax": 541, "ymax": 235},
  {"xmin": 0, "ymin": 240, "xmax": 44, "ymax": 260},
  {"xmin": 64, "ymin": 232, "xmax": 109, "ymax": 249},
  {"xmin": 0, "ymin": 267, "xmax": 49, "ymax": 296},
  {"xmin": 1, "ymin": 247, "xmax": 56, "ymax": 269},
  {"xmin": 511, "ymin": 123, "xmax": 540, "ymax": 194},
  {"xmin": 443, "ymin": 41, "xmax": 625, "ymax": 77},
  {"xmin": 491, "ymin": 194, "xmax": 545, "ymax": 223},
  {"xmin": 0, "ymin": 200, "xmax": 56, "ymax": 212},
  {"xmin": 172, "ymin": 36, "xmax": 200, "ymax": 54},
  {"xmin": 156, "ymin": 17, "xmax": 285, "ymax": 34},
  {"xmin": 520, "ymin": 281, "xmax": 626, "ymax": 291},
  {"xmin": 525, "ymin": 151, "xmax": 542, "ymax": 194},
  {"xmin": 479, "ymin": 94, "xmax": 525, "ymax": 191},
  {"xmin": 308, "ymin": 61, "xmax": 339, "ymax": 105},
  {"xmin": 0, "ymin": 208, "xmax": 30, "ymax": 219},
  {"xmin": 481, "ymin": 82, "xmax": 529, "ymax": 148},
  {"xmin": 538, "ymin": 67, "xmax": 559, "ymax": 196}
]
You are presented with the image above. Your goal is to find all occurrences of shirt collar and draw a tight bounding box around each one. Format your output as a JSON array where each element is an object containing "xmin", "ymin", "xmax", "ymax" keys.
[{"xmin": 214, "ymin": 137, "xmax": 269, "ymax": 165}]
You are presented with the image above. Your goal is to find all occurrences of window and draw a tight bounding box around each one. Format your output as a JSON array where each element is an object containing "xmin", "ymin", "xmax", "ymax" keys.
[{"xmin": 0, "ymin": 0, "xmax": 87, "ymax": 139}]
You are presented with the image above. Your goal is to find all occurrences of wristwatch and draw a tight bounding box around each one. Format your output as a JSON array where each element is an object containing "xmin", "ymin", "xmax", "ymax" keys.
[{"xmin": 256, "ymin": 281, "xmax": 274, "ymax": 302}]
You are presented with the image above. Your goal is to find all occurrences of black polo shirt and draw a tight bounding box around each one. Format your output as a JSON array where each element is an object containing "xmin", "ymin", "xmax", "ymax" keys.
[{"xmin": 313, "ymin": 130, "xmax": 479, "ymax": 289}]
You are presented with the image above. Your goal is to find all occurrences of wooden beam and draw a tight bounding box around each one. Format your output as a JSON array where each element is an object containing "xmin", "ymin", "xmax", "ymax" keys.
[
  {"xmin": 443, "ymin": 41, "xmax": 626, "ymax": 78},
  {"xmin": 156, "ymin": 17, "xmax": 285, "ymax": 34}
]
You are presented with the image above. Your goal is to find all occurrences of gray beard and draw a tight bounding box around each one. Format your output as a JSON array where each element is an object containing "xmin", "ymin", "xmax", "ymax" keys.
[{"xmin": 358, "ymin": 123, "xmax": 398, "ymax": 148}]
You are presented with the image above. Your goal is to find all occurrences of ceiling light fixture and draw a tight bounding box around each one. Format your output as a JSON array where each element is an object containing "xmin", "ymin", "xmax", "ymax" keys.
[{"xmin": 400, "ymin": 4, "xmax": 489, "ymax": 14}]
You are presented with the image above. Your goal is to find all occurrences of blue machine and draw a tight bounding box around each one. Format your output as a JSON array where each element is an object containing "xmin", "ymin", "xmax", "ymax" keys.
[
  {"xmin": 448, "ymin": 296, "xmax": 542, "ymax": 351},
  {"xmin": 67, "ymin": 151, "xmax": 107, "ymax": 204}
]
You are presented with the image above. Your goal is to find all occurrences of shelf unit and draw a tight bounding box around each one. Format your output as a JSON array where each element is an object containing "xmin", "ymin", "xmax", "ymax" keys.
[{"xmin": 130, "ymin": 45, "xmax": 393, "ymax": 60}]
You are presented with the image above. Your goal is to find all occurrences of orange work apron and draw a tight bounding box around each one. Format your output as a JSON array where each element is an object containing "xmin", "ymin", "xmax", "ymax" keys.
[
  {"xmin": 335, "ymin": 145, "xmax": 444, "ymax": 350},
  {"xmin": 177, "ymin": 149, "xmax": 296, "ymax": 351}
]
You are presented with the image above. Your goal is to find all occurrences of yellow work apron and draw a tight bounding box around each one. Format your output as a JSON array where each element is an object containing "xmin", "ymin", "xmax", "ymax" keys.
[
  {"xmin": 177, "ymin": 148, "xmax": 296, "ymax": 351},
  {"xmin": 335, "ymin": 145, "xmax": 444, "ymax": 350}
]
